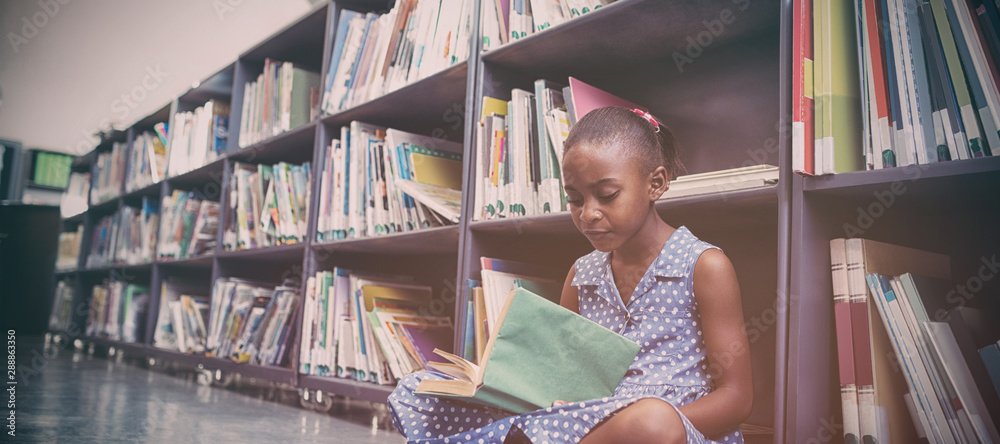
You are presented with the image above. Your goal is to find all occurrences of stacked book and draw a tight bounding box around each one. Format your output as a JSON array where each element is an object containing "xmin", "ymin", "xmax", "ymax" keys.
[
  {"xmin": 238, "ymin": 59, "xmax": 319, "ymax": 148},
  {"xmin": 223, "ymin": 161, "xmax": 311, "ymax": 251},
  {"xmin": 793, "ymin": 0, "xmax": 1000, "ymax": 175},
  {"xmin": 60, "ymin": 172, "xmax": 90, "ymax": 217},
  {"xmin": 315, "ymin": 124, "xmax": 463, "ymax": 241},
  {"xmin": 321, "ymin": 0, "xmax": 474, "ymax": 114},
  {"xmin": 829, "ymin": 238, "xmax": 1000, "ymax": 443},
  {"xmin": 205, "ymin": 278, "xmax": 301, "ymax": 366},
  {"xmin": 167, "ymin": 101, "xmax": 229, "ymax": 177},
  {"xmin": 482, "ymin": 0, "xmax": 613, "ymax": 51},
  {"xmin": 297, "ymin": 268, "xmax": 453, "ymax": 385},
  {"xmin": 85, "ymin": 280, "xmax": 150, "ymax": 343},
  {"xmin": 474, "ymin": 76, "xmax": 778, "ymax": 221},
  {"xmin": 125, "ymin": 127, "xmax": 169, "ymax": 192},
  {"xmin": 153, "ymin": 279, "xmax": 208, "ymax": 353},
  {"xmin": 85, "ymin": 199, "xmax": 158, "ymax": 268},
  {"xmin": 157, "ymin": 190, "xmax": 220, "ymax": 260},
  {"xmin": 56, "ymin": 225, "xmax": 83, "ymax": 270},
  {"xmin": 113, "ymin": 198, "xmax": 159, "ymax": 265},
  {"xmin": 48, "ymin": 279, "xmax": 75, "ymax": 332},
  {"xmin": 90, "ymin": 142, "xmax": 126, "ymax": 205}
]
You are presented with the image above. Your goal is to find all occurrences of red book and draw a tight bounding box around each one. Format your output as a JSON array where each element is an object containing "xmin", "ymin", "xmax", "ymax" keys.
[{"xmin": 793, "ymin": 0, "xmax": 815, "ymax": 175}]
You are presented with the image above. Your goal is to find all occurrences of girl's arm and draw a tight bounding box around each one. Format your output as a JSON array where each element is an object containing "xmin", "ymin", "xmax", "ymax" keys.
[
  {"xmin": 559, "ymin": 266, "xmax": 579, "ymax": 313},
  {"xmin": 677, "ymin": 249, "xmax": 754, "ymax": 439}
]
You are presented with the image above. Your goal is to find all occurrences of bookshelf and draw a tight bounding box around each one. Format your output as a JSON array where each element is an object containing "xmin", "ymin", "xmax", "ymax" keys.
[{"xmin": 57, "ymin": 0, "xmax": 1000, "ymax": 441}]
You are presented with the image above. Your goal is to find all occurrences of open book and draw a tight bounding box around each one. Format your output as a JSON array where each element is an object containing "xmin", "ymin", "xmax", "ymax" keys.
[{"xmin": 415, "ymin": 287, "xmax": 640, "ymax": 413}]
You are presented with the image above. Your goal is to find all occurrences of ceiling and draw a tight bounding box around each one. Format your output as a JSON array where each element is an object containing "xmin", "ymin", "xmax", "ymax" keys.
[{"xmin": 0, "ymin": 0, "xmax": 320, "ymax": 156}]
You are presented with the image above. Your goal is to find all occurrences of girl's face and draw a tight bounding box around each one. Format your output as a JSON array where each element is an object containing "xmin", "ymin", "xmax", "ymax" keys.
[{"xmin": 562, "ymin": 142, "xmax": 661, "ymax": 252}]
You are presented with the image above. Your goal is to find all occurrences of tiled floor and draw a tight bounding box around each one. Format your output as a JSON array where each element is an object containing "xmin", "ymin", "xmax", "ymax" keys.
[{"xmin": 10, "ymin": 337, "xmax": 406, "ymax": 443}]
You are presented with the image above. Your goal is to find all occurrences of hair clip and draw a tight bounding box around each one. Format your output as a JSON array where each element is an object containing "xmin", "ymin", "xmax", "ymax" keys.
[{"xmin": 631, "ymin": 108, "xmax": 660, "ymax": 133}]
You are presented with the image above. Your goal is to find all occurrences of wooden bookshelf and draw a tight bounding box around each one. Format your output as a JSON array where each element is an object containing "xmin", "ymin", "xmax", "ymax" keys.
[{"xmin": 54, "ymin": 0, "xmax": 978, "ymax": 442}]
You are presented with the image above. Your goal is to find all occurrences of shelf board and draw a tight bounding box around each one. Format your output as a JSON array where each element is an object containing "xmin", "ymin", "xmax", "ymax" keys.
[
  {"xmin": 803, "ymin": 156, "xmax": 1000, "ymax": 208},
  {"xmin": 54, "ymin": 268, "xmax": 77, "ymax": 276},
  {"xmin": 228, "ymin": 120, "xmax": 318, "ymax": 165},
  {"xmin": 122, "ymin": 181, "xmax": 162, "ymax": 201},
  {"xmin": 83, "ymin": 337, "xmax": 149, "ymax": 355},
  {"xmin": 179, "ymin": 63, "xmax": 235, "ymax": 105},
  {"xmin": 71, "ymin": 150, "xmax": 96, "ymax": 171},
  {"xmin": 63, "ymin": 211, "xmax": 86, "ymax": 224},
  {"xmin": 312, "ymin": 225, "xmax": 460, "ymax": 255},
  {"xmin": 482, "ymin": 0, "xmax": 779, "ymax": 75},
  {"xmin": 130, "ymin": 103, "xmax": 171, "ymax": 133},
  {"xmin": 166, "ymin": 156, "xmax": 227, "ymax": 188},
  {"xmin": 218, "ymin": 242, "xmax": 306, "ymax": 263},
  {"xmin": 148, "ymin": 348, "xmax": 297, "ymax": 385},
  {"xmin": 321, "ymin": 61, "xmax": 469, "ymax": 141},
  {"xmin": 79, "ymin": 265, "xmax": 115, "ymax": 275},
  {"xmin": 89, "ymin": 197, "xmax": 120, "ymax": 214},
  {"xmin": 470, "ymin": 186, "xmax": 779, "ymax": 237},
  {"xmin": 239, "ymin": 3, "xmax": 328, "ymax": 72},
  {"xmin": 157, "ymin": 254, "xmax": 215, "ymax": 269},
  {"xmin": 297, "ymin": 374, "xmax": 393, "ymax": 404},
  {"xmin": 26, "ymin": 181, "xmax": 66, "ymax": 192}
]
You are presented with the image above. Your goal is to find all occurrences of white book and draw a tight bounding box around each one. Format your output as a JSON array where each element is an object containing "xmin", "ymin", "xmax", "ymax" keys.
[
  {"xmin": 660, "ymin": 165, "xmax": 779, "ymax": 199},
  {"xmin": 886, "ymin": 0, "xmax": 917, "ymax": 167},
  {"xmin": 925, "ymin": 321, "xmax": 1000, "ymax": 444}
]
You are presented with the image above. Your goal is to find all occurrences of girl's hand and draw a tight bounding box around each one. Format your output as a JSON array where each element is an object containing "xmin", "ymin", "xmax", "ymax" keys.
[{"xmin": 552, "ymin": 400, "xmax": 569, "ymax": 407}]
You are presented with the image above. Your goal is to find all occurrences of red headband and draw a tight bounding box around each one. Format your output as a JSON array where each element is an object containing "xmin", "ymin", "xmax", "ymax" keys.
[{"xmin": 631, "ymin": 108, "xmax": 660, "ymax": 133}]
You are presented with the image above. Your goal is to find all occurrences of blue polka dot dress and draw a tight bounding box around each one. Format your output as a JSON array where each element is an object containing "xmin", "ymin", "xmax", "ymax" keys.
[{"xmin": 388, "ymin": 226, "xmax": 745, "ymax": 443}]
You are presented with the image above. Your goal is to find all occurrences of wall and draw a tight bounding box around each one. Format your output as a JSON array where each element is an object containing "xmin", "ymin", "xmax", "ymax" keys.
[{"xmin": 0, "ymin": 0, "xmax": 318, "ymax": 156}]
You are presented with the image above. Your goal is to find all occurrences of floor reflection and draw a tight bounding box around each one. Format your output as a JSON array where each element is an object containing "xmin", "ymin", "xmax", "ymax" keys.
[{"xmin": 14, "ymin": 336, "xmax": 404, "ymax": 443}]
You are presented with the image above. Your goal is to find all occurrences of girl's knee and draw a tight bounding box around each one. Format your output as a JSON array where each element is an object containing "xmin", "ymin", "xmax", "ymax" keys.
[{"xmin": 626, "ymin": 399, "xmax": 687, "ymax": 444}]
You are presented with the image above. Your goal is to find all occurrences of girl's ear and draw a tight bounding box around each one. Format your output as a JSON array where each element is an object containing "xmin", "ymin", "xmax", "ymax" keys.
[{"xmin": 648, "ymin": 165, "xmax": 669, "ymax": 201}]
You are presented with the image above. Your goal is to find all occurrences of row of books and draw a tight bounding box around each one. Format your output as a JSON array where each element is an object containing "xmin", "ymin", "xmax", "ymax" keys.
[
  {"xmin": 297, "ymin": 268, "xmax": 453, "ymax": 385},
  {"xmin": 238, "ymin": 60, "xmax": 319, "ymax": 148},
  {"xmin": 125, "ymin": 128, "xmax": 168, "ymax": 192},
  {"xmin": 49, "ymin": 279, "xmax": 75, "ymax": 332},
  {"xmin": 157, "ymin": 190, "xmax": 220, "ymax": 261},
  {"xmin": 314, "ymin": 124, "xmax": 463, "ymax": 241},
  {"xmin": 167, "ymin": 100, "xmax": 229, "ymax": 176},
  {"xmin": 85, "ymin": 280, "xmax": 151, "ymax": 344},
  {"xmin": 85, "ymin": 198, "xmax": 159, "ymax": 268},
  {"xmin": 473, "ymin": 76, "xmax": 780, "ymax": 221},
  {"xmin": 61, "ymin": 172, "xmax": 89, "ymax": 218},
  {"xmin": 223, "ymin": 161, "xmax": 311, "ymax": 251},
  {"xmin": 153, "ymin": 278, "xmax": 300, "ymax": 367},
  {"xmin": 829, "ymin": 238, "xmax": 1000, "ymax": 443},
  {"xmin": 90, "ymin": 142, "xmax": 127, "ymax": 205},
  {"xmin": 481, "ymin": 0, "xmax": 612, "ymax": 51},
  {"xmin": 794, "ymin": 0, "xmax": 1000, "ymax": 175},
  {"xmin": 56, "ymin": 225, "xmax": 83, "ymax": 270},
  {"xmin": 321, "ymin": 0, "xmax": 474, "ymax": 114},
  {"xmin": 206, "ymin": 278, "xmax": 300, "ymax": 366}
]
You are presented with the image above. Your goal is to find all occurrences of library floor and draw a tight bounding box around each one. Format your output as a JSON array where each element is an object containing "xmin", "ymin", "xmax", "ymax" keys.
[{"xmin": 11, "ymin": 337, "xmax": 405, "ymax": 443}]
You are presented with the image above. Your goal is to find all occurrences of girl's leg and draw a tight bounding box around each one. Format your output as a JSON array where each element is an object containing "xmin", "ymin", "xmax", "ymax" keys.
[
  {"xmin": 578, "ymin": 398, "xmax": 688, "ymax": 444},
  {"xmin": 388, "ymin": 371, "xmax": 509, "ymax": 441}
]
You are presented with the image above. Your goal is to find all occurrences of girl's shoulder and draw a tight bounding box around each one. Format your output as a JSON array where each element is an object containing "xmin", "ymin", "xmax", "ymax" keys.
[{"xmin": 570, "ymin": 226, "xmax": 720, "ymax": 287}]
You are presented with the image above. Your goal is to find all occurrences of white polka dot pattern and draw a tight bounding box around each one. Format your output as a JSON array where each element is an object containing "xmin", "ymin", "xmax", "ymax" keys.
[{"xmin": 386, "ymin": 226, "xmax": 744, "ymax": 444}]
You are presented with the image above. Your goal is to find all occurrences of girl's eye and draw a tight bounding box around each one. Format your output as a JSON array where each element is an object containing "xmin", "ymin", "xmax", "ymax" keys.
[
  {"xmin": 566, "ymin": 196, "xmax": 583, "ymax": 206},
  {"xmin": 598, "ymin": 191, "xmax": 619, "ymax": 202}
]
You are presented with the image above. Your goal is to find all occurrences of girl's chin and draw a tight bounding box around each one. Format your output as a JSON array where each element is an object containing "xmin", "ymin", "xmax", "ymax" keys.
[{"xmin": 585, "ymin": 234, "xmax": 618, "ymax": 252}]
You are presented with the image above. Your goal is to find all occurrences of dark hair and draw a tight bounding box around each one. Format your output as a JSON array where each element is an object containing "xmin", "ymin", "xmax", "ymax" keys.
[{"xmin": 562, "ymin": 106, "xmax": 683, "ymax": 180}]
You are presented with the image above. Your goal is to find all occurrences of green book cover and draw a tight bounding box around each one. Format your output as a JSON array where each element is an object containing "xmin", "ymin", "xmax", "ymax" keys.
[
  {"xmin": 289, "ymin": 66, "xmax": 320, "ymax": 130},
  {"xmin": 828, "ymin": 0, "xmax": 863, "ymax": 173},
  {"xmin": 814, "ymin": 0, "xmax": 827, "ymax": 173},
  {"xmin": 416, "ymin": 287, "xmax": 640, "ymax": 414}
]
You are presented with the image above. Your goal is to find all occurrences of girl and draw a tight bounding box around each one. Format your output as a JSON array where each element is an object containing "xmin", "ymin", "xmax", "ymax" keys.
[{"xmin": 389, "ymin": 106, "xmax": 753, "ymax": 443}]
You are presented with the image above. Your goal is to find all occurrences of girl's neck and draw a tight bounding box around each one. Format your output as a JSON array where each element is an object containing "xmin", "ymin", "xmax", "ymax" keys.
[{"xmin": 610, "ymin": 207, "xmax": 675, "ymax": 269}]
